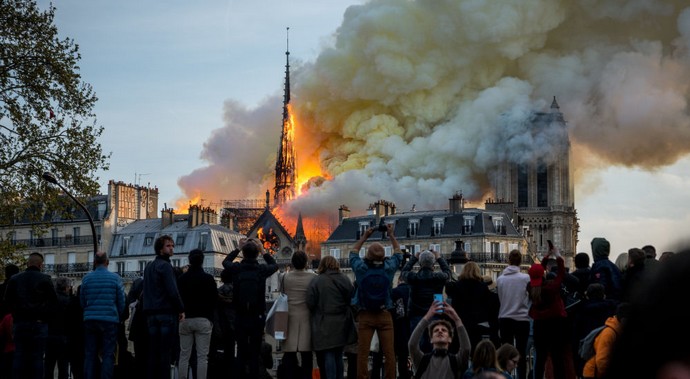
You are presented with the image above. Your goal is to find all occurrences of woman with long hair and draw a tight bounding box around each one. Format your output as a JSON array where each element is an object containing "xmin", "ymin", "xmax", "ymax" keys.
[
  {"xmin": 528, "ymin": 245, "xmax": 567, "ymax": 379},
  {"xmin": 446, "ymin": 261, "xmax": 496, "ymax": 351},
  {"xmin": 306, "ymin": 256, "xmax": 357, "ymax": 379},
  {"xmin": 462, "ymin": 339, "xmax": 503, "ymax": 379},
  {"xmin": 496, "ymin": 343, "xmax": 520, "ymax": 379}
]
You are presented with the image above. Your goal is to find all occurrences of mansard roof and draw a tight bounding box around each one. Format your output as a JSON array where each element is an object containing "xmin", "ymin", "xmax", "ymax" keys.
[
  {"xmin": 110, "ymin": 217, "xmax": 244, "ymax": 257},
  {"xmin": 325, "ymin": 207, "xmax": 521, "ymax": 243}
]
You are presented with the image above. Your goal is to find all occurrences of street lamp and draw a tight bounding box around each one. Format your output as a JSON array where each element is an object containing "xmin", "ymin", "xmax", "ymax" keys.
[{"xmin": 42, "ymin": 172, "xmax": 99, "ymax": 259}]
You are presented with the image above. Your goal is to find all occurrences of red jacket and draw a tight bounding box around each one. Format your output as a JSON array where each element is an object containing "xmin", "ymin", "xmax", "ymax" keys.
[{"xmin": 528, "ymin": 257, "xmax": 567, "ymax": 320}]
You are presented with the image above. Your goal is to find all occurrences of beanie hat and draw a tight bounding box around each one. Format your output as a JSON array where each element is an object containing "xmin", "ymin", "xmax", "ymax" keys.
[
  {"xmin": 419, "ymin": 250, "xmax": 435, "ymax": 269},
  {"xmin": 528, "ymin": 264, "xmax": 545, "ymax": 287}
]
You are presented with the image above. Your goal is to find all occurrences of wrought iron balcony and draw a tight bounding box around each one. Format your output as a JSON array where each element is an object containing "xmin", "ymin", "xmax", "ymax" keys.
[{"xmin": 12, "ymin": 236, "xmax": 98, "ymax": 248}]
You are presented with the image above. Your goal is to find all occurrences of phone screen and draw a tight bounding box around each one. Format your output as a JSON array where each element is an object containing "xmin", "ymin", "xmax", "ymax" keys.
[{"xmin": 433, "ymin": 294, "xmax": 443, "ymax": 313}]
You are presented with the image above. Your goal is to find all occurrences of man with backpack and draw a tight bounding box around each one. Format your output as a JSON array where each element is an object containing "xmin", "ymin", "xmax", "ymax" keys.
[
  {"xmin": 350, "ymin": 224, "xmax": 403, "ymax": 379},
  {"xmin": 225, "ymin": 238, "xmax": 278, "ymax": 379},
  {"xmin": 408, "ymin": 301, "xmax": 471, "ymax": 379}
]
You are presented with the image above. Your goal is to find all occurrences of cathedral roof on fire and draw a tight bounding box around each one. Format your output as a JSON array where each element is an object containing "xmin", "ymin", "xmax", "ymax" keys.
[
  {"xmin": 247, "ymin": 208, "xmax": 295, "ymax": 251},
  {"xmin": 325, "ymin": 207, "xmax": 521, "ymax": 243}
]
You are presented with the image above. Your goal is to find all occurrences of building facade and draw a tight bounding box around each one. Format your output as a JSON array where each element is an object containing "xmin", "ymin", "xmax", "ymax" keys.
[
  {"xmin": 321, "ymin": 196, "xmax": 531, "ymax": 280},
  {"xmin": 0, "ymin": 180, "xmax": 159, "ymax": 281}
]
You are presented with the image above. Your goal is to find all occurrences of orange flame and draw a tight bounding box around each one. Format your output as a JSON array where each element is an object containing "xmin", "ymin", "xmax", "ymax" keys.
[
  {"xmin": 175, "ymin": 192, "xmax": 202, "ymax": 212},
  {"xmin": 289, "ymin": 104, "xmax": 330, "ymax": 196},
  {"xmin": 257, "ymin": 226, "xmax": 280, "ymax": 255}
]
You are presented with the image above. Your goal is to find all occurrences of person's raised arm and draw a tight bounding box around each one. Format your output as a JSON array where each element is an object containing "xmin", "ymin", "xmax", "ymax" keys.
[
  {"xmin": 444, "ymin": 302, "xmax": 472, "ymax": 363},
  {"xmin": 353, "ymin": 227, "xmax": 375, "ymax": 252},
  {"xmin": 222, "ymin": 238, "xmax": 247, "ymax": 270},
  {"xmin": 387, "ymin": 223, "xmax": 400, "ymax": 252}
]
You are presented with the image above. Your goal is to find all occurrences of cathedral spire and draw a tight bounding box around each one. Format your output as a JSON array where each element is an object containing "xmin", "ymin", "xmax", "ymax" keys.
[
  {"xmin": 274, "ymin": 27, "xmax": 297, "ymax": 206},
  {"xmin": 550, "ymin": 96, "xmax": 560, "ymax": 110},
  {"xmin": 294, "ymin": 212, "xmax": 307, "ymax": 251}
]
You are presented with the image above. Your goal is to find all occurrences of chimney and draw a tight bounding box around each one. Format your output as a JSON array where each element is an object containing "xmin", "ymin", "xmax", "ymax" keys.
[
  {"xmin": 449, "ymin": 192, "xmax": 464, "ymax": 214},
  {"xmin": 338, "ymin": 205, "xmax": 350, "ymax": 225},
  {"xmin": 188, "ymin": 204, "xmax": 200, "ymax": 228},
  {"xmin": 161, "ymin": 206, "xmax": 175, "ymax": 229}
]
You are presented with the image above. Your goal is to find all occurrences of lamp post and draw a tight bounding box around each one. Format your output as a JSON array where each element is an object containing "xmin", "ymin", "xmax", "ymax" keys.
[{"xmin": 42, "ymin": 172, "xmax": 99, "ymax": 259}]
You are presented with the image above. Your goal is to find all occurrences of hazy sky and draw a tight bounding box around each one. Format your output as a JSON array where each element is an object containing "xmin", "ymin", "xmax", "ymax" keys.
[{"xmin": 40, "ymin": 0, "xmax": 690, "ymax": 259}]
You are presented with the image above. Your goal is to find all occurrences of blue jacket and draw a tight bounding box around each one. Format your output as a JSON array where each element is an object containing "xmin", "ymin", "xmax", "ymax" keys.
[
  {"xmin": 80, "ymin": 266, "xmax": 126, "ymax": 323},
  {"xmin": 350, "ymin": 251, "xmax": 403, "ymax": 310}
]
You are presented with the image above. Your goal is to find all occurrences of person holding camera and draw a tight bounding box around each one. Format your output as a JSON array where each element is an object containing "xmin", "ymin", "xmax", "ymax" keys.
[
  {"xmin": 349, "ymin": 223, "xmax": 403, "ymax": 379},
  {"xmin": 400, "ymin": 248, "xmax": 451, "ymax": 352}
]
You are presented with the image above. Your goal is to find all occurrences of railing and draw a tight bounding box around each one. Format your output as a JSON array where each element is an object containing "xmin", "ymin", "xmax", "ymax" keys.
[
  {"xmin": 312, "ymin": 252, "xmax": 534, "ymax": 269},
  {"xmin": 44, "ymin": 263, "xmax": 92, "ymax": 275},
  {"xmin": 12, "ymin": 236, "xmax": 97, "ymax": 248},
  {"xmin": 116, "ymin": 267, "xmax": 224, "ymax": 281}
]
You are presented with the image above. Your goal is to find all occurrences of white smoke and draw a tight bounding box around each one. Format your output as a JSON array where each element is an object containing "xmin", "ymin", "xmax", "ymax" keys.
[{"xmin": 179, "ymin": 0, "xmax": 690, "ymax": 219}]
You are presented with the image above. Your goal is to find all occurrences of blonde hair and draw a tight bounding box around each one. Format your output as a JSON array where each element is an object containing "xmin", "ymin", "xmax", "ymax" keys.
[
  {"xmin": 317, "ymin": 256, "xmax": 340, "ymax": 274},
  {"xmin": 460, "ymin": 261, "xmax": 482, "ymax": 281}
]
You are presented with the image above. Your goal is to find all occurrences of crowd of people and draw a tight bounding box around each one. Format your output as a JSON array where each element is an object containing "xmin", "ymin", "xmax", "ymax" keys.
[{"xmin": 0, "ymin": 231, "xmax": 687, "ymax": 379}]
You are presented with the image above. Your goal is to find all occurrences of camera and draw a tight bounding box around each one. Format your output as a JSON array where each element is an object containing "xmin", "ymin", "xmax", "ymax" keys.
[{"xmin": 377, "ymin": 224, "xmax": 388, "ymax": 232}]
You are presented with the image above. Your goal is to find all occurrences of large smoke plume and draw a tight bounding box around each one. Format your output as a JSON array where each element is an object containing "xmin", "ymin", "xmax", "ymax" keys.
[{"xmin": 179, "ymin": 0, "xmax": 690, "ymax": 219}]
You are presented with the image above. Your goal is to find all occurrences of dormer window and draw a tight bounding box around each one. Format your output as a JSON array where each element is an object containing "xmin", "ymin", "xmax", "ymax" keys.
[
  {"xmin": 359, "ymin": 221, "xmax": 370, "ymax": 237},
  {"xmin": 463, "ymin": 216, "xmax": 475, "ymax": 234},
  {"xmin": 493, "ymin": 217, "xmax": 505, "ymax": 234},
  {"xmin": 432, "ymin": 217, "xmax": 444, "ymax": 236},
  {"xmin": 409, "ymin": 219, "xmax": 420, "ymax": 237},
  {"xmin": 120, "ymin": 237, "xmax": 130, "ymax": 255}
]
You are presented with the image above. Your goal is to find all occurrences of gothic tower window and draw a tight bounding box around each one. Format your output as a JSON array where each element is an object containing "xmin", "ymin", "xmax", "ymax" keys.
[
  {"xmin": 537, "ymin": 161, "xmax": 548, "ymax": 207},
  {"xmin": 518, "ymin": 164, "xmax": 528, "ymax": 207}
]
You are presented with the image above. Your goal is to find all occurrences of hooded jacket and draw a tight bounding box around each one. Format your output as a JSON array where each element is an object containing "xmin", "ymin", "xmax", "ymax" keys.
[
  {"xmin": 496, "ymin": 265, "xmax": 530, "ymax": 321},
  {"xmin": 590, "ymin": 238, "xmax": 622, "ymax": 301}
]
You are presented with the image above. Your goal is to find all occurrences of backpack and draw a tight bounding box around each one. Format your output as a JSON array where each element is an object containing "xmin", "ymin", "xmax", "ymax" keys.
[
  {"xmin": 579, "ymin": 325, "xmax": 616, "ymax": 361},
  {"xmin": 358, "ymin": 264, "xmax": 391, "ymax": 311},
  {"xmin": 233, "ymin": 267, "xmax": 263, "ymax": 313},
  {"xmin": 415, "ymin": 351, "xmax": 459, "ymax": 379}
]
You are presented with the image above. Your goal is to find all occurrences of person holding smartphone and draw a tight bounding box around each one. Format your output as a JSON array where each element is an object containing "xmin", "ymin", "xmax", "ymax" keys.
[{"xmin": 528, "ymin": 242, "xmax": 568, "ymax": 379}]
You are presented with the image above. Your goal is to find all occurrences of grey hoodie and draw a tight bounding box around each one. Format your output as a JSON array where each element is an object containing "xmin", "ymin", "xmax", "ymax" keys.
[{"xmin": 496, "ymin": 265, "xmax": 531, "ymax": 321}]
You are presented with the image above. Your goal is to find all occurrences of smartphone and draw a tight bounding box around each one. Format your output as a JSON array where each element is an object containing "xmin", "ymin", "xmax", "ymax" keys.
[
  {"xmin": 547, "ymin": 240, "xmax": 554, "ymax": 250},
  {"xmin": 433, "ymin": 294, "xmax": 444, "ymax": 313}
]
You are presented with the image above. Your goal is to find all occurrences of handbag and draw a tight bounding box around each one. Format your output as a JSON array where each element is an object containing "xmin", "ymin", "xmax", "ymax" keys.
[{"xmin": 266, "ymin": 274, "xmax": 289, "ymax": 340}]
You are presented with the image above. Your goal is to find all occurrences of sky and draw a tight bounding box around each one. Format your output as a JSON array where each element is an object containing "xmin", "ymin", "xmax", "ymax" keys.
[{"xmin": 39, "ymin": 0, "xmax": 690, "ymax": 260}]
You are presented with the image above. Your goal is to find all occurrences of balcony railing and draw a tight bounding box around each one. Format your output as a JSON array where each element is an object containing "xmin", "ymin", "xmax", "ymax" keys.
[
  {"xmin": 12, "ymin": 236, "xmax": 97, "ymax": 248},
  {"xmin": 43, "ymin": 263, "xmax": 92, "ymax": 275},
  {"xmin": 314, "ymin": 252, "xmax": 535, "ymax": 269},
  {"xmin": 115, "ymin": 267, "xmax": 224, "ymax": 281}
]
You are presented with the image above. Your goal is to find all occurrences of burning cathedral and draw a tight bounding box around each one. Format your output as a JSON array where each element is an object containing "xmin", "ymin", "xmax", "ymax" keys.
[{"xmin": 221, "ymin": 31, "xmax": 306, "ymax": 260}]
